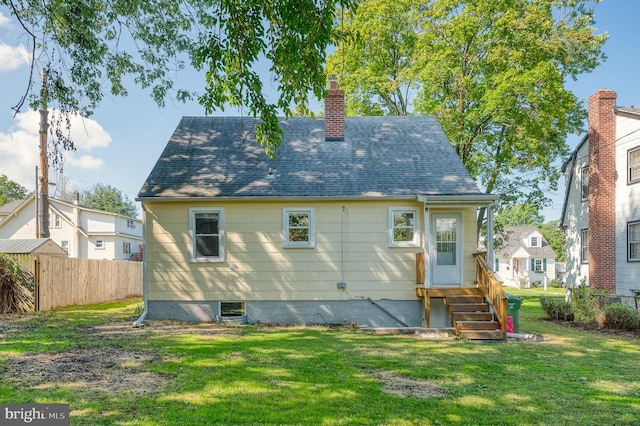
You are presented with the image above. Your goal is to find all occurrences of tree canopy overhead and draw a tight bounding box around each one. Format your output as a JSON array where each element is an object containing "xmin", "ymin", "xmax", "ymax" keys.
[
  {"xmin": 327, "ymin": 0, "xmax": 607, "ymax": 229},
  {"xmin": 3, "ymin": 0, "xmax": 352, "ymax": 157},
  {"xmin": 0, "ymin": 174, "xmax": 29, "ymax": 207},
  {"xmin": 82, "ymin": 183, "xmax": 137, "ymax": 217}
]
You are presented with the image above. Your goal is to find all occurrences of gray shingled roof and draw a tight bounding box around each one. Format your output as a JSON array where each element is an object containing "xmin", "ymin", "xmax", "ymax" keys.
[
  {"xmin": 0, "ymin": 199, "xmax": 26, "ymax": 216},
  {"xmin": 496, "ymin": 226, "xmax": 556, "ymax": 258},
  {"xmin": 138, "ymin": 116, "xmax": 485, "ymax": 199}
]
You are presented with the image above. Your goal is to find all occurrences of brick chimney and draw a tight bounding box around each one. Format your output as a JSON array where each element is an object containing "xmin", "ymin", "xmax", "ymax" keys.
[
  {"xmin": 587, "ymin": 89, "xmax": 617, "ymax": 294},
  {"xmin": 325, "ymin": 75, "xmax": 344, "ymax": 141}
]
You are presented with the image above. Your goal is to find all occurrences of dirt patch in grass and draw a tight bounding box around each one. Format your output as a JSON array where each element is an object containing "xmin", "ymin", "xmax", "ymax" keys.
[
  {"xmin": 5, "ymin": 347, "xmax": 166, "ymax": 395},
  {"xmin": 373, "ymin": 370, "xmax": 447, "ymax": 399}
]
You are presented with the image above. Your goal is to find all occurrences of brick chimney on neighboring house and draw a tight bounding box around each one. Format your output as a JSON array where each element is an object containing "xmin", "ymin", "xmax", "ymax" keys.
[
  {"xmin": 325, "ymin": 76, "xmax": 344, "ymax": 141},
  {"xmin": 587, "ymin": 89, "xmax": 617, "ymax": 294}
]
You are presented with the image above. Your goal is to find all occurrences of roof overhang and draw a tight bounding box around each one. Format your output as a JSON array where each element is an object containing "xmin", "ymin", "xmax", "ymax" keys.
[
  {"xmin": 417, "ymin": 194, "xmax": 499, "ymax": 207},
  {"xmin": 138, "ymin": 193, "xmax": 499, "ymax": 206}
]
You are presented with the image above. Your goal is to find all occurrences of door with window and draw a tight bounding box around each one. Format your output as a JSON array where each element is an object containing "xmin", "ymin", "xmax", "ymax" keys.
[{"xmin": 430, "ymin": 212, "xmax": 463, "ymax": 287}]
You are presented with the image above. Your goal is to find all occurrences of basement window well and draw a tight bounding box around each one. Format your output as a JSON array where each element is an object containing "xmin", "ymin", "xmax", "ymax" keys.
[{"xmin": 220, "ymin": 302, "xmax": 246, "ymax": 317}]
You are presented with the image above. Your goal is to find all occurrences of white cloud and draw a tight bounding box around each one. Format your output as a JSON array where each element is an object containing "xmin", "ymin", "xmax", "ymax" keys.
[
  {"xmin": 0, "ymin": 110, "xmax": 111, "ymax": 189},
  {"xmin": 65, "ymin": 154, "xmax": 104, "ymax": 169},
  {"xmin": 0, "ymin": 42, "xmax": 29, "ymax": 70},
  {"xmin": 0, "ymin": 12, "xmax": 10, "ymax": 27}
]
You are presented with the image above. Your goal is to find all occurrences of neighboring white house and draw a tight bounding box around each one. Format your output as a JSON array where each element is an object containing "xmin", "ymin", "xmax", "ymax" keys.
[
  {"xmin": 0, "ymin": 195, "xmax": 142, "ymax": 261},
  {"xmin": 560, "ymin": 89, "xmax": 640, "ymax": 296},
  {"xmin": 493, "ymin": 225, "xmax": 556, "ymax": 288}
]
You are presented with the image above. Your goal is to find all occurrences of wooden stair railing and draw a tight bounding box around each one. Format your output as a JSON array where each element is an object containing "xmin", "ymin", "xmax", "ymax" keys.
[{"xmin": 473, "ymin": 252, "xmax": 508, "ymax": 341}]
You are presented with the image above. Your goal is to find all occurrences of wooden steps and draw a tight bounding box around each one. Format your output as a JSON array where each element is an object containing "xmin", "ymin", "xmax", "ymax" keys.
[{"xmin": 443, "ymin": 290, "xmax": 504, "ymax": 342}]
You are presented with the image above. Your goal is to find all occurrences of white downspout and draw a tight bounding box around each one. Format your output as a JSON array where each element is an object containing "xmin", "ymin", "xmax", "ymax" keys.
[{"xmin": 133, "ymin": 204, "xmax": 148, "ymax": 327}]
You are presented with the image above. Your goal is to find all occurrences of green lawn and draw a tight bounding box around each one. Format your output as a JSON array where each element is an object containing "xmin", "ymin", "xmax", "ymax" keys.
[{"xmin": 1, "ymin": 292, "xmax": 639, "ymax": 425}]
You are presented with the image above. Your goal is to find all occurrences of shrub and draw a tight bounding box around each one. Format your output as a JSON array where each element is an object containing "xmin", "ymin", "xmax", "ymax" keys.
[
  {"xmin": 550, "ymin": 279, "xmax": 562, "ymax": 288},
  {"xmin": 540, "ymin": 296, "xmax": 574, "ymax": 321},
  {"xmin": 0, "ymin": 255, "xmax": 35, "ymax": 313},
  {"xmin": 600, "ymin": 304, "xmax": 640, "ymax": 331},
  {"xmin": 571, "ymin": 286, "xmax": 601, "ymax": 325}
]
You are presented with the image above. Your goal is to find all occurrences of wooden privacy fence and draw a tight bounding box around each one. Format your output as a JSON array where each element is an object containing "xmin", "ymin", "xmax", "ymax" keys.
[{"xmin": 11, "ymin": 255, "xmax": 142, "ymax": 310}]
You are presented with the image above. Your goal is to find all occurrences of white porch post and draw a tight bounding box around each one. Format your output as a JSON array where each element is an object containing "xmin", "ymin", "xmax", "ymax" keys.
[
  {"xmin": 423, "ymin": 205, "xmax": 430, "ymax": 287},
  {"xmin": 487, "ymin": 203, "xmax": 495, "ymax": 272}
]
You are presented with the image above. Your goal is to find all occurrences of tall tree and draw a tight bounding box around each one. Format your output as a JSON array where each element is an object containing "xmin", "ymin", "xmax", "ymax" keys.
[
  {"xmin": 4, "ymin": 0, "xmax": 352, "ymax": 158},
  {"xmin": 326, "ymin": 0, "xmax": 607, "ymax": 235},
  {"xmin": 495, "ymin": 203, "xmax": 545, "ymax": 228},
  {"xmin": 326, "ymin": 0, "xmax": 420, "ymax": 115},
  {"xmin": 82, "ymin": 184, "xmax": 137, "ymax": 217},
  {"xmin": 0, "ymin": 175, "xmax": 29, "ymax": 207},
  {"xmin": 540, "ymin": 220, "xmax": 566, "ymax": 262}
]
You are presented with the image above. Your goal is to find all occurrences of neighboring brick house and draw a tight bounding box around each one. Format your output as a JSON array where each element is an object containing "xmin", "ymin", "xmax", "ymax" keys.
[
  {"xmin": 493, "ymin": 226, "xmax": 556, "ymax": 288},
  {"xmin": 560, "ymin": 89, "xmax": 640, "ymax": 296}
]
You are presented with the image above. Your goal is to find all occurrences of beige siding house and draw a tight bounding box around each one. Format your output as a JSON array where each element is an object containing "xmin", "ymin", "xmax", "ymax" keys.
[{"xmin": 137, "ymin": 82, "xmax": 498, "ymax": 328}]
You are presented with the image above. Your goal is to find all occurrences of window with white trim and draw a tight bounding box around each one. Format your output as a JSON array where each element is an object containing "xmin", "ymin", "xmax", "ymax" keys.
[
  {"xmin": 581, "ymin": 229, "xmax": 589, "ymax": 264},
  {"xmin": 95, "ymin": 239, "xmax": 104, "ymax": 249},
  {"xmin": 628, "ymin": 222, "xmax": 640, "ymax": 261},
  {"xmin": 534, "ymin": 259, "xmax": 543, "ymax": 272},
  {"xmin": 283, "ymin": 208, "xmax": 315, "ymax": 248},
  {"xmin": 123, "ymin": 242, "xmax": 131, "ymax": 255},
  {"xmin": 61, "ymin": 240, "xmax": 69, "ymax": 253},
  {"xmin": 189, "ymin": 207, "xmax": 225, "ymax": 262},
  {"xmin": 530, "ymin": 236, "xmax": 538, "ymax": 247},
  {"xmin": 389, "ymin": 207, "xmax": 420, "ymax": 247},
  {"xmin": 628, "ymin": 147, "xmax": 640, "ymax": 184},
  {"xmin": 581, "ymin": 166, "xmax": 589, "ymax": 201}
]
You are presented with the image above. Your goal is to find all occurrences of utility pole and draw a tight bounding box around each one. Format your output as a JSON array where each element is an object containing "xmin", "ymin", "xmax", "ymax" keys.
[{"xmin": 38, "ymin": 68, "xmax": 50, "ymax": 239}]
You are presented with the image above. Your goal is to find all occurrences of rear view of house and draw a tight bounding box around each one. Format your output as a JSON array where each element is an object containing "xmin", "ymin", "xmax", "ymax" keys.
[{"xmin": 137, "ymin": 80, "xmax": 499, "ymax": 328}]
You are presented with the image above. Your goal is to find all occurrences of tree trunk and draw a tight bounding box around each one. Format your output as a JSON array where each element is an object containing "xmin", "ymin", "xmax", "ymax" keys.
[{"xmin": 38, "ymin": 68, "xmax": 50, "ymax": 239}]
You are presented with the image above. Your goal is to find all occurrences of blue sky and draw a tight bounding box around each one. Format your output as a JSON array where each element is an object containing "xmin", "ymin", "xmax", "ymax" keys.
[{"xmin": 0, "ymin": 1, "xmax": 637, "ymax": 221}]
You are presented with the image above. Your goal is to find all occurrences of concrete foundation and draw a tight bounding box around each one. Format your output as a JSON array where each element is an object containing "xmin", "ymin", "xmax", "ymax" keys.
[{"xmin": 147, "ymin": 299, "xmax": 423, "ymax": 327}]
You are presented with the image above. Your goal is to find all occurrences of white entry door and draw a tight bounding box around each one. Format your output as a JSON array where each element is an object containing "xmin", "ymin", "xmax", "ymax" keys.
[{"xmin": 430, "ymin": 212, "xmax": 463, "ymax": 287}]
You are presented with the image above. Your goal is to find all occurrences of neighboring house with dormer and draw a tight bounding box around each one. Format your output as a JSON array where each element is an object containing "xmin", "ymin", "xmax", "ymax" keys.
[
  {"xmin": 135, "ymin": 78, "xmax": 502, "ymax": 334},
  {"xmin": 493, "ymin": 225, "xmax": 556, "ymax": 288},
  {"xmin": 560, "ymin": 89, "xmax": 640, "ymax": 297},
  {"xmin": 0, "ymin": 194, "xmax": 142, "ymax": 260}
]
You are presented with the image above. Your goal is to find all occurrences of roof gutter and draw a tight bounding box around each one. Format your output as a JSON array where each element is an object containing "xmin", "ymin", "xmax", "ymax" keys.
[
  {"xmin": 133, "ymin": 203, "xmax": 149, "ymax": 328},
  {"xmin": 417, "ymin": 194, "xmax": 499, "ymax": 206}
]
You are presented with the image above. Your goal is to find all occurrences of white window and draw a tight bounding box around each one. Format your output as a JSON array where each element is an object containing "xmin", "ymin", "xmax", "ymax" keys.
[
  {"xmin": 220, "ymin": 301, "xmax": 245, "ymax": 317},
  {"xmin": 283, "ymin": 208, "xmax": 315, "ymax": 248},
  {"xmin": 389, "ymin": 207, "xmax": 420, "ymax": 247},
  {"xmin": 581, "ymin": 166, "xmax": 589, "ymax": 200},
  {"xmin": 530, "ymin": 236, "xmax": 538, "ymax": 247},
  {"xmin": 628, "ymin": 148, "xmax": 640, "ymax": 184},
  {"xmin": 189, "ymin": 207, "xmax": 224, "ymax": 262},
  {"xmin": 123, "ymin": 242, "xmax": 131, "ymax": 255},
  {"xmin": 581, "ymin": 229, "xmax": 589, "ymax": 264},
  {"xmin": 535, "ymin": 259, "xmax": 543, "ymax": 272},
  {"xmin": 48, "ymin": 213, "xmax": 62, "ymax": 229},
  {"xmin": 61, "ymin": 240, "xmax": 69, "ymax": 253},
  {"xmin": 628, "ymin": 222, "xmax": 640, "ymax": 261},
  {"xmin": 95, "ymin": 239, "xmax": 104, "ymax": 249}
]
